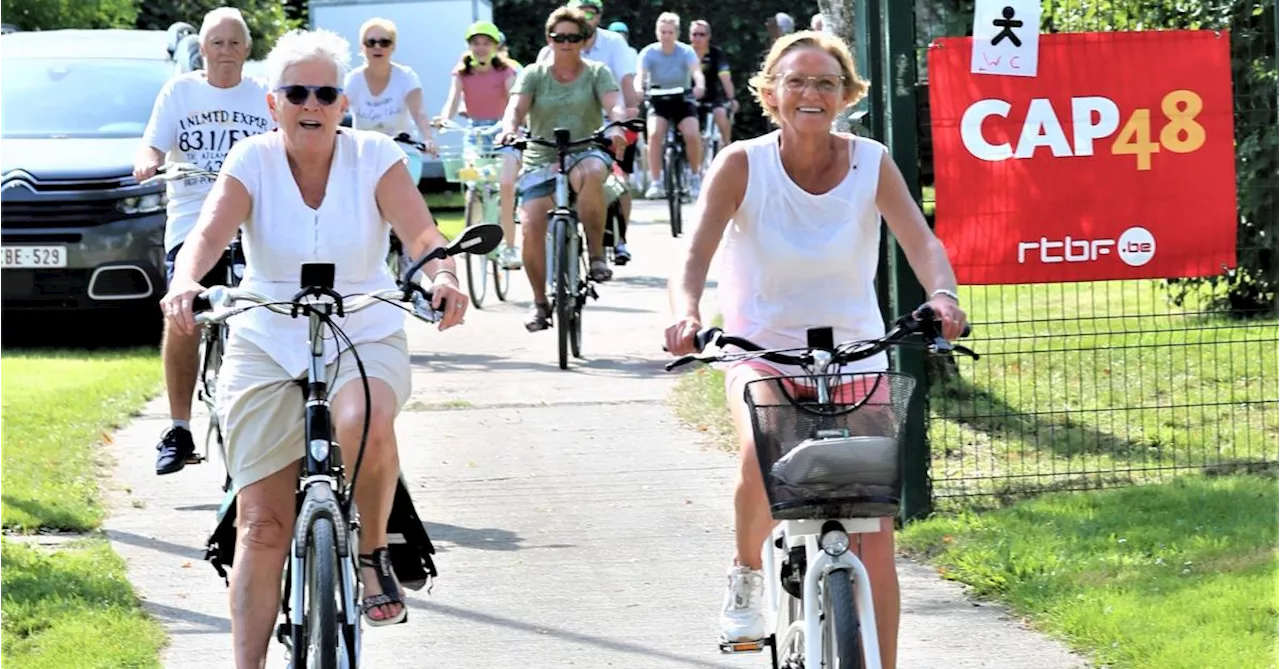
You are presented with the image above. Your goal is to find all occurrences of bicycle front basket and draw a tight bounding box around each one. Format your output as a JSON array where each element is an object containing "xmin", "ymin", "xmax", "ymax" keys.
[{"xmin": 744, "ymin": 371, "xmax": 916, "ymax": 520}]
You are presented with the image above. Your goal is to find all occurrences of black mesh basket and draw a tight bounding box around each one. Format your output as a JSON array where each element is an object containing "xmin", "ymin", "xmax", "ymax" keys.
[{"xmin": 743, "ymin": 371, "xmax": 917, "ymax": 520}]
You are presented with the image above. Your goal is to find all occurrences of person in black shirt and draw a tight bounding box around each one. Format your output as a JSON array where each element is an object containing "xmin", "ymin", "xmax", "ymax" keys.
[{"xmin": 689, "ymin": 19, "xmax": 737, "ymax": 148}]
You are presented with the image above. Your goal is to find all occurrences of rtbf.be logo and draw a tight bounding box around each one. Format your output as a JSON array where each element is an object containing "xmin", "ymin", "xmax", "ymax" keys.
[{"xmin": 1017, "ymin": 226, "xmax": 1156, "ymax": 267}]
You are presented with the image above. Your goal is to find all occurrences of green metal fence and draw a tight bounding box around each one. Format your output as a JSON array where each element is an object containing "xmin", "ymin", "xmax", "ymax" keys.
[{"xmin": 858, "ymin": 0, "xmax": 1278, "ymax": 517}]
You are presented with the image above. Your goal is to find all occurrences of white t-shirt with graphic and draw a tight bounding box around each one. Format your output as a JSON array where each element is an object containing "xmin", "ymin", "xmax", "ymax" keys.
[
  {"xmin": 143, "ymin": 72, "xmax": 273, "ymax": 253},
  {"xmin": 344, "ymin": 63, "xmax": 423, "ymax": 137}
]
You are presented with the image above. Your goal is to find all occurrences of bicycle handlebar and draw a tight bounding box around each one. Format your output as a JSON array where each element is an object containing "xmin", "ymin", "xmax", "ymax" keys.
[
  {"xmin": 192, "ymin": 284, "xmax": 445, "ymax": 326},
  {"xmin": 664, "ymin": 305, "xmax": 977, "ymax": 372},
  {"xmin": 500, "ymin": 118, "xmax": 646, "ymax": 154},
  {"xmin": 141, "ymin": 162, "xmax": 218, "ymax": 186}
]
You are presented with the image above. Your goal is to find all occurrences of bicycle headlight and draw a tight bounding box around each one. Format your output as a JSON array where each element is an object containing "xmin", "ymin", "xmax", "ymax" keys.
[{"xmin": 820, "ymin": 527, "xmax": 850, "ymax": 556}]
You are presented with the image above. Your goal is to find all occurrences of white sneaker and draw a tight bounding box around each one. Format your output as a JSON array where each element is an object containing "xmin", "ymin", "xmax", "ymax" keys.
[
  {"xmin": 720, "ymin": 564, "xmax": 767, "ymax": 642},
  {"xmin": 644, "ymin": 182, "xmax": 666, "ymax": 200},
  {"xmin": 690, "ymin": 173, "xmax": 703, "ymax": 199},
  {"xmin": 498, "ymin": 244, "xmax": 522, "ymax": 270}
]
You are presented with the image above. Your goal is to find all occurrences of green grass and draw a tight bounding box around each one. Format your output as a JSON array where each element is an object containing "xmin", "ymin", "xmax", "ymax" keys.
[
  {"xmin": 1, "ymin": 538, "xmax": 165, "ymax": 668},
  {"xmin": 1, "ymin": 349, "xmax": 167, "ymax": 667},
  {"xmin": 1, "ymin": 349, "xmax": 163, "ymax": 532},
  {"xmin": 432, "ymin": 208, "xmax": 466, "ymax": 241},
  {"xmin": 899, "ymin": 475, "xmax": 1279, "ymax": 669}
]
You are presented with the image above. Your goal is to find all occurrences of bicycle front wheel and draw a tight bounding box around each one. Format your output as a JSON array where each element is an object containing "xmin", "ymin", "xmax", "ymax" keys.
[
  {"xmin": 664, "ymin": 150, "xmax": 682, "ymax": 237},
  {"xmin": 824, "ymin": 567, "xmax": 863, "ymax": 669},
  {"xmin": 464, "ymin": 188, "xmax": 489, "ymax": 308},
  {"xmin": 304, "ymin": 517, "xmax": 339, "ymax": 669},
  {"xmin": 554, "ymin": 218, "xmax": 573, "ymax": 370}
]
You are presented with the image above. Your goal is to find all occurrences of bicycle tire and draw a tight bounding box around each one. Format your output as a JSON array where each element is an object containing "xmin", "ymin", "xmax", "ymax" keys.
[
  {"xmin": 303, "ymin": 516, "xmax": 339, "ymax": 669},
  {"xmin": 664, "ymin": 149, "xmax": 682, "ymax": 237},
  {"xmin": 493, "ymin": 255, "xmax": 511, "ymax": 301},
  {"xmin": 570, "ymin": 254, "xmax": 583, "ymax": 359},
  {"xmin": 464, "ymin": 188, "xmax": 489, "ymax": 309},
  {"xmin": 554, "ymin": 218, "xmax": 572, "ymax": 370},
  {"xmin": 825, "ymin": 567, "xmax": 863, "ymax": 669}
]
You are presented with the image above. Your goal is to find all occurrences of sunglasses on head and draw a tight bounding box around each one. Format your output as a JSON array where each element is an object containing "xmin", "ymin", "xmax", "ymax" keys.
[
  {"xmin": 548, "ymin": 32, "xmax": 587, "ymax": 43},
  {"xmin": 277, "ymin": 85, "xmax": 342, "ymax": 106},
  {"xmin": 364, "ymin": 37, "xmax": 393, "ymax": 48}
]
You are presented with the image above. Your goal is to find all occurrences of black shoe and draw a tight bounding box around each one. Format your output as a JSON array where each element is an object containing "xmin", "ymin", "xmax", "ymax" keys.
[
  {"xmin": 155, "ymin": 426, "xmax": 197, "ymax": 475},
  {"xmin": 614, "ymin": 244, "xmax": 632, "ymax": 266}
]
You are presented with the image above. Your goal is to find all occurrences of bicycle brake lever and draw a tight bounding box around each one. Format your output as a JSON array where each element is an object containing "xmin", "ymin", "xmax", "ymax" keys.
[
  {"xmin": 952, "ymin": 344, "xmax": 980, "ymax": 360},
  {"xmin": 664, "ymin": 354, "xmax": 699, "ymax": 371}
]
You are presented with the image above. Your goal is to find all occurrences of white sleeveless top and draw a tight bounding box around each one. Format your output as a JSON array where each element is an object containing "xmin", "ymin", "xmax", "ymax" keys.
[
  {"xmin": 220, "ymin": 128, "xmax": 407, "ymax": 377},
  {"xmin": 717, "ymin": 130, "xmax": 889, "ymax": 373}
]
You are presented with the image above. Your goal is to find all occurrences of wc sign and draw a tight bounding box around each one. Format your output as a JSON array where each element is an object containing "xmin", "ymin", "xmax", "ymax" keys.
[{"xmin": 927, "ymin": 30, "xmax": 1238, "ymax": 285}]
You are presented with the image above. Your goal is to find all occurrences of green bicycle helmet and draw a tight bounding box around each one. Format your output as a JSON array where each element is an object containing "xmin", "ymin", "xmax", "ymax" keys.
[{"xmin": 465, "ymin": 20, "xmax": 502, "ymax": 43}]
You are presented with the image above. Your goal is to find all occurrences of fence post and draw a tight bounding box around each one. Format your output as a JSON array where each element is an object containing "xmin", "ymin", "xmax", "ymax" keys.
[{"xmin": 869, "ymin": 0, "xmax": 932, "ymax": 521}]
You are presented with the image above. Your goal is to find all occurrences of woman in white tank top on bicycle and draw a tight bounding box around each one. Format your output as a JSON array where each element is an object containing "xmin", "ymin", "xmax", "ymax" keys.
[{"xmin": 664, "ymin": 31, "xmax": 968, "ymax": 669}]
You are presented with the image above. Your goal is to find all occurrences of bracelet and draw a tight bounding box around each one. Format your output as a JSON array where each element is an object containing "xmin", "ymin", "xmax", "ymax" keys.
[
  {"xmin": 930, "ymin": 288, "xmax": 961, "ymax": 304},
  {"xmin": 432, "ymin": 269, "xmax": 458, "ymax": 284}
]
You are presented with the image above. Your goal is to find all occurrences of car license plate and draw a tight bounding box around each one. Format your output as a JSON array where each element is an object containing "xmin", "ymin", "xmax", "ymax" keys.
[{"xmin": 1, "ymin": 246, "xmax": 68, "ymax": 268}]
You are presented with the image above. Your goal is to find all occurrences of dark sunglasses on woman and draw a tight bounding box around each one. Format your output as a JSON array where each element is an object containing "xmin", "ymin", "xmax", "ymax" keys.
[
  {"xmin": 364, "ymin": 37, "xmax": 393, "ymax": 48},
  {"xmin": 277, "ymin": 85, "xmax": 342, "ymax": 106},
  {"xmin": 548, "ymin": 32, "xmax": 586, "ymax": 43}
]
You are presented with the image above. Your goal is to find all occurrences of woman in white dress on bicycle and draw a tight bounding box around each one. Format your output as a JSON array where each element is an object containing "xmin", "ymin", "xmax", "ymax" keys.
[
  {"xmin": 161, "ymin": 29, "xmax": 468, "ymax": 666},
  {"xmin": 344, "ymin": 17, "xmax": 439, "ymax": 179},
  {"xmin": 664, "ymin": 31, "xmax": 968, "ymax": 669}
]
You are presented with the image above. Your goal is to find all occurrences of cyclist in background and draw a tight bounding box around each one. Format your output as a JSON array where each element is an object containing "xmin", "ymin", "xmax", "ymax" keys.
[
  {"xmin": 663, "ymin": 31, "xmax": 967, "ymax": 668},
  {"xmin": 689, "ymin": 19, "xmax": 738, "ymax": 146},
  {"xmin": 345, "ymin": 16, "xmax": 439, "ymax": 182},
  {"xmin": 133, "ymin": 7, "xmax": 273, "ymax": 476},
  {"xmin": 635, "ymin": 12, "xmax": 706, "ymax": 200},
  {"xmin": 437, "ymin": 21, "xmax": 523, "ymax": 270},
  {"xmin": 498, "ymin": 6, "xmax": 629, "ymax": 332}
]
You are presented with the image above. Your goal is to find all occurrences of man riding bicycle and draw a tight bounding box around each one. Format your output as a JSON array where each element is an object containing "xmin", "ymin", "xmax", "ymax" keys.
[
  {"xmin": 689, "ymin": 19, "xmax": 738, "ymax": 147},
  {"xmin": 635, "ymin": 12, "xmax": 706, "ymax": 200},
  {"xmin": 133, "ymin": 7, "xmax": 273, "ymax": 476},
  {"xmin": 501, "ymin": 6, "xmax": 630, "ymax": 333}
]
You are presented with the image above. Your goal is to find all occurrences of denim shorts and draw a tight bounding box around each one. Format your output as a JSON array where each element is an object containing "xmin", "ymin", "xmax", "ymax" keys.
[{"xmin": 516, "ymin": 149, "xmax": 614, "ymax": 201}]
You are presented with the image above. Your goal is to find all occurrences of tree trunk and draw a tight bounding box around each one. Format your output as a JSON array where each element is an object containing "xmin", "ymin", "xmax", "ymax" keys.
[{"xmin": 816, "ymin": 0, "xmax": 869, "ymax": 134}]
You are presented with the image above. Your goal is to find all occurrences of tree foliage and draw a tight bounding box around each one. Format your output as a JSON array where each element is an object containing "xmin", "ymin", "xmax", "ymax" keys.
[
  {"xmin": 134, "ymin": 0, "xmax": 301, "ymax": 61},
  {"xmin": 0, "ymin": 0, "xmax": 138, "ymax": 31},
  {"xmin": 494, "ymin": 0, "xmax": 820, "ymax": 140}
]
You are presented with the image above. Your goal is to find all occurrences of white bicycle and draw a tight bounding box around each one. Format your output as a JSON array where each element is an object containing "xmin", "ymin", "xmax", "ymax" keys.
[{"xmin": 666, "ymin": 306, "xmax": 977, "ymax": 669}]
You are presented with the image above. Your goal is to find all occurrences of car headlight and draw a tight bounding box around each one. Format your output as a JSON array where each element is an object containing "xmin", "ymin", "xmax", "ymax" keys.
[{"xmin": 118, "ymin": 192, "xmax": 166, "ymax": 215}]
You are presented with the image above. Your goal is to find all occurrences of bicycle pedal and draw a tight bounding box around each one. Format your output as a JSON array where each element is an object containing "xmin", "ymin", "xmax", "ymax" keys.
[
  {"xmin": 185, "ymin": 454, "xmax": 206, "ymax": 464},
  {"xmin": 719, "ymin": 637, "xmax": 771, "ymax": 654},
  {"xmin": 587, "ymin": 286, "xmax": 599, "ymax": 300}
]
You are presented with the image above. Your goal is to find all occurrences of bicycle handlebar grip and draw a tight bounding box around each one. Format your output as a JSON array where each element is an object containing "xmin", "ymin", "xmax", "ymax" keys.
[{"xmin": 693, "ymin": 326, "xmax": 723, "ymax": 353}]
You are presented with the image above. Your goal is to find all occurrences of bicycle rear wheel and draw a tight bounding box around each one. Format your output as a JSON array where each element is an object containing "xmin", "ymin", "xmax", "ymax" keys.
[
  {"xmin": 824, "ymin": 567, "xmax": 863, "ymax": 669},
  {"xmin": 464, "ymin": 188, "xmax": 489, "ymax": 309},
  {"xmin": 554, "ymin": 218, "xmax": 573, "ymax": 370},
  {"xmin": 300, "ymin": 516, "xmax": 339, "ymax": 669}
]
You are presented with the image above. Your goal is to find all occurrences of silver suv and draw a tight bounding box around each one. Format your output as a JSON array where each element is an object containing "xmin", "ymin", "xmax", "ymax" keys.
[{"xmin": 1, "ymin": 25, "xmax": 193, "ymax": 329}]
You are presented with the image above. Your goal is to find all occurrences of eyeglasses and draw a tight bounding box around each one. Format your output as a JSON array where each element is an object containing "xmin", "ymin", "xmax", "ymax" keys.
[
  {"xmin": 690, "ymin": 32, "xmax": 709, "ymax": 37},
  {"xmin": 775, "ymin": 73, "xmax": 846, "ymax": 94},
  {"xmin": 548, "ymin": 32, "xmax": 587, "ymax": 43},
  {"xmin": 277, "ymin": 85, "xmax": 342, "ymax": 106},
  {"xmin": 363, "ymin": 37, "xmax": 393, "ymax": 48}
]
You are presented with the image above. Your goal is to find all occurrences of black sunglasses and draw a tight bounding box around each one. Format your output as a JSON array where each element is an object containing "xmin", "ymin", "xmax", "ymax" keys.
[
  {"xmin": 277, "ymin": 85, "xmax": 342, "ymax": 106},
  {"xmin": 364, "ymin": 37, "xmax": 393, "ymax": 48},
  {"xmin": 548, "ymin": 32, "xmax": 587, "ymax": 43}
]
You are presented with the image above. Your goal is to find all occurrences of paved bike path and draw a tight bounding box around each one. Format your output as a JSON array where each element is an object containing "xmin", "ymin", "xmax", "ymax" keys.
[{"xmin": 103, "ymin": 200, "xmax": 1085, "ymax": 668}]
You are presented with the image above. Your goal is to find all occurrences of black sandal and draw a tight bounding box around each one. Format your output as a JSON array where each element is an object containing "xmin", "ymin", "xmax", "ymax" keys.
[
  {"xmin": 358, "ymin": 548, "xmax": 408, "ymax": 627},
  {"xmin": 589, "ymin": 257, "xmax": 613, "ymax": 283},
  {"xmin": 525, "ymin": 301, "xmax": 552, "ymax": 332}
]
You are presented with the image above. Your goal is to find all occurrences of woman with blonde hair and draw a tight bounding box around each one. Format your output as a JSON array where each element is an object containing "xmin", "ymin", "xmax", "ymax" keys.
[
  {"xmin": 344, "ymin": 17, "xmax": 438, "ymax": 183},
  {"xmin": 664, "ymin": 30, "xmax": 967, "ymax": 668},
  {"xmin": 436, "ymin": 20, "xmax": 523, "ymax": 269}
]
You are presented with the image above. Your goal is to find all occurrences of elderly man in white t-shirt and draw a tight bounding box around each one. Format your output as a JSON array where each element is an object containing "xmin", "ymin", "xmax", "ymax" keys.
[
  {"xmin": 536, "ymin": 0, "xmax": 642, "ymax": 263},
  {"xmin": 133, "ymin": 7, "xmax": 275, "ymax": 477}
]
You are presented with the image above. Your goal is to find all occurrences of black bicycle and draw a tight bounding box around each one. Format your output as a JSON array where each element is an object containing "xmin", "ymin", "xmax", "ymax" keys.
[
  {"xmin": 503, "ymin": 118, "xmax": 647, "ymax": 370},
  {"xmin": 666, "ymin": 306, "xmax": 975, "ymax": 669},
  {"xmin": 646, "ymin": 87, "xmax": 692, "ymax": 237},
  {"xmin": 195, "ymin": 224, "xmax": 502, "ymax": 668}
]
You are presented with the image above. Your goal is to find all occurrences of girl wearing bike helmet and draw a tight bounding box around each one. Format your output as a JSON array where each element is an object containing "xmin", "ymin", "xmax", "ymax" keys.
[
  {"xmin": 437, "ymin": 20, "xmax": 523, "ymax": 270},
  {"xmin": 664, "ymin": 31, "xmax": 967, "ymax": 668},
  {"xmin": 344, "ymin": 17, "xmax": 438, "ymax": 184}
]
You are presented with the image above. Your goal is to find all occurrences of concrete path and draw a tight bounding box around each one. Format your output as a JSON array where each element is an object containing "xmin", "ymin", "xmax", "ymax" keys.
[{"xmin": 103, "ymin": 199, "xmax": 1086, "ymax": 668}]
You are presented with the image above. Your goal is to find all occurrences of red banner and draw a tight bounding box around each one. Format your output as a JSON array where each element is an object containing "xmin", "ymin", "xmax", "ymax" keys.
[{"xmin": 928, "ymin": 30, "xmax": 1237, "ymax": 284}]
